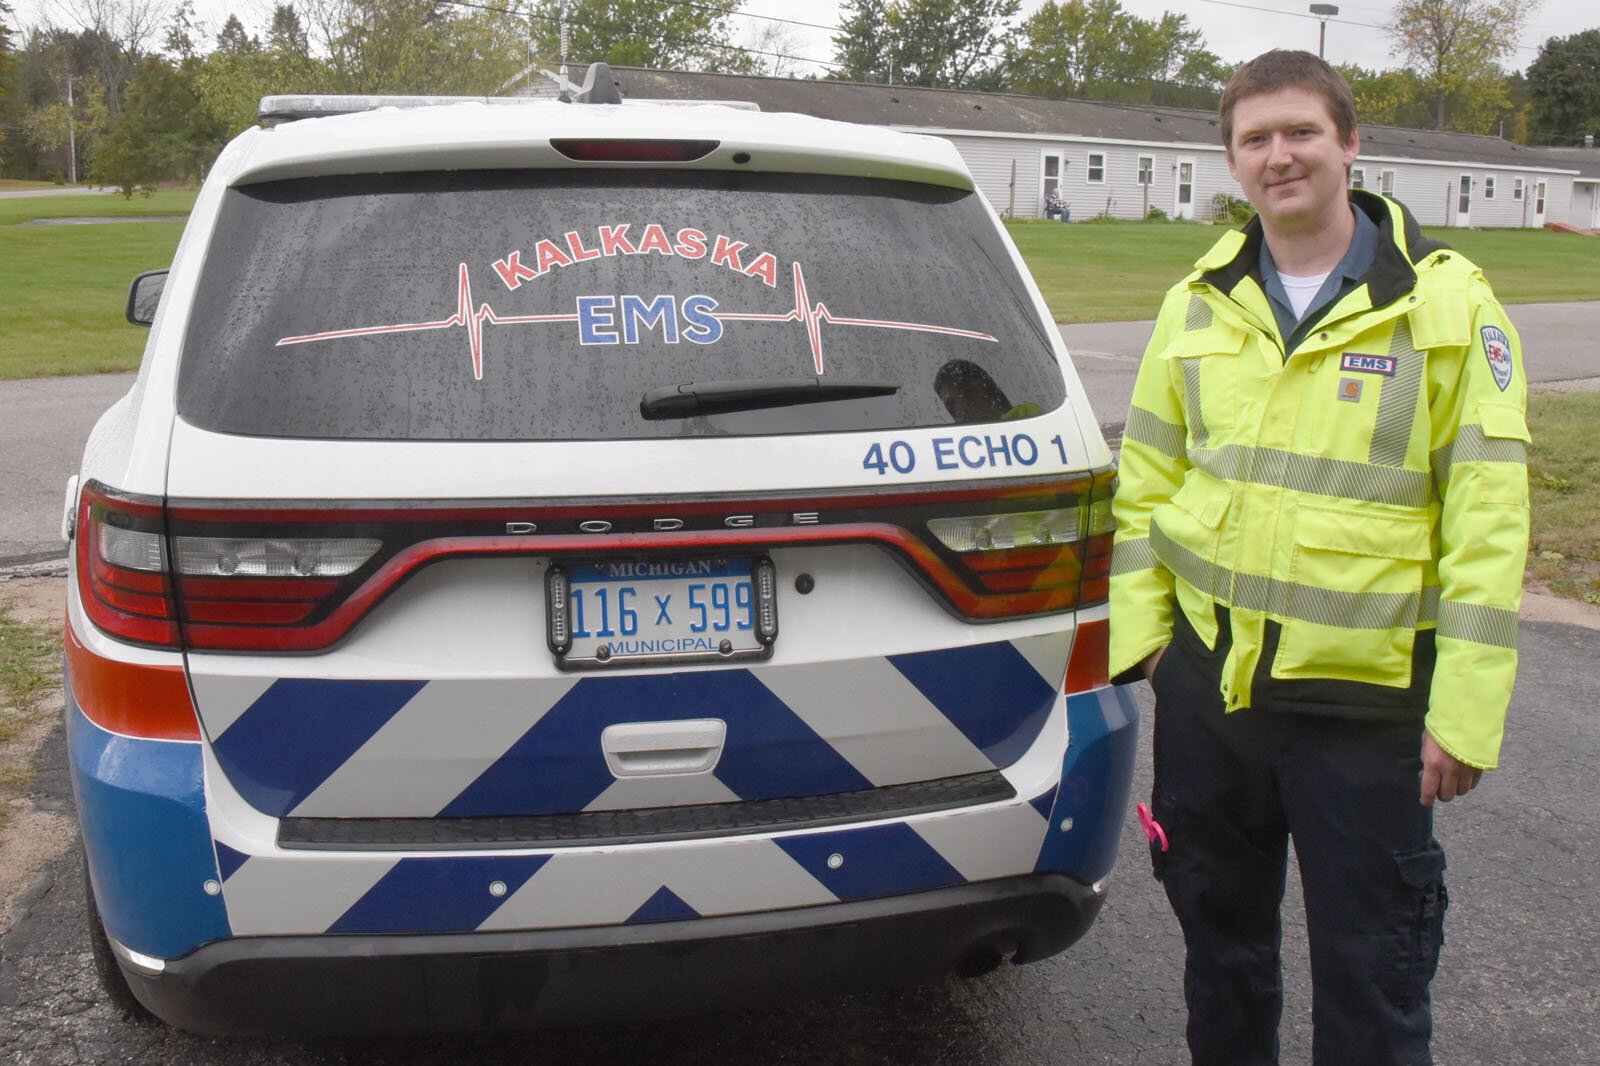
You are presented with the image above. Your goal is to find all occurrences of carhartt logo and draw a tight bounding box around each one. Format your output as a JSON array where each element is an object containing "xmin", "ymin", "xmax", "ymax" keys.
[{"xmin": 1338, "ymin": 377, "xmax": 1363, "ymax": 402}]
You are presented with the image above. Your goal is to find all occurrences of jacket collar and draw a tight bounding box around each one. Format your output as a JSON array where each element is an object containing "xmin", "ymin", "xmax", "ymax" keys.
[{"xmin": 1196, "ymin": 191, "xmax": 1447, "ymax": 312}]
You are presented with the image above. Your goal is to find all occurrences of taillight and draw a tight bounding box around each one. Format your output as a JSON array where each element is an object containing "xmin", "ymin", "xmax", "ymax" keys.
[
  {"xmin": 920, "ymin": 469, "xmax": 1116, "ymax": 618},
  {"xmin": 64, "ymin": 622, "xmax": 199, "ymax": 740},
  {"xmin": 77, "ymin": 484, "xmax": 178, "ymax": 647}
]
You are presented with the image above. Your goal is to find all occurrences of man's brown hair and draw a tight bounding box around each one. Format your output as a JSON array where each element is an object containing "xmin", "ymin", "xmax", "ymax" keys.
[{"xmin": 1219, "ymin": 49, "xmax": 1357, "ymax": 151}]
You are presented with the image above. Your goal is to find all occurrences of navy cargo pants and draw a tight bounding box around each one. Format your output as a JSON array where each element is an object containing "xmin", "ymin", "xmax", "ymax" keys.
[{"xmin": 1148, "ymin": 618, "xmax": 1447, "ymax": 1066}]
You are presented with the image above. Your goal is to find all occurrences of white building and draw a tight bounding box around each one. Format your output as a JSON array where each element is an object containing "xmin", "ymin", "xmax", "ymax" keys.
[{"xmin": 580, "ymin": 67, "xmax": 1587, "ymax": 231}]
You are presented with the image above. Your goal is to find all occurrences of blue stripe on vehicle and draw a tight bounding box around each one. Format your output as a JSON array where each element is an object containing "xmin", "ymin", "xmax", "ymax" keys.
[
  {"xmin": 213, "ymin": 841, "xmax": 249, "ymax": 882},
  {"xmin": 327, "ymin": 855, "xmax": 548, "ymax": 935},
  {"xmin": 628, "ymin": 886, "xmax": 701, "ymax": 924},
  {"xmin": 67, "ymin": 696, "xmax": 230, "ymax": 959},
  {"xmin": 775, "ymin": 823, "xmax": 964, "ymax": 902},
  {"xmin": 1035, "ymin": 687, "xmax": 1140, "ymax": 884},
  {"xmin": 1029, "ymin": 785, "xmax": 1058, "ymax": 822},
  {"xmin": 888, "ymin": 641, "xmax": 1056, "ymax": 768},
  {"xmin": 212, "ymin": 679, "xmax": 425, "ymax": 816},
  {"xmin": 441, "ymin": 670, "xmax": 871, "ymax": 818}
]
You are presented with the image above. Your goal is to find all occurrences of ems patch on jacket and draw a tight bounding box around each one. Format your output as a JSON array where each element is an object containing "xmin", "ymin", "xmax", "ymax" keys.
[
  {"xmin": 1340, "ymin": 353, "xmax": 1397, "ymax": 376},
  {"xmin": 1482, "ymin": 325, "xmax": 1514, "ymax": 391}
]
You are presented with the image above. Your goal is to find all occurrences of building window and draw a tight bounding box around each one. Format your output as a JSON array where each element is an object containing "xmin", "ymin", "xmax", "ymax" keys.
[
  {"xmin": 1137, "ymin": 155, "xmax": 1154, "ymax": 185},
  {"xmin": 1350, "ymin": 167, "xmax": 1365, "ymax": 190},
  {"xmin": 1513, "ymin": 177, "xmax": 1525, "ymax": 201},
  {"xmin": 1380, "ymin": 170, "xmax": 1396, "ymax": 197},
  {"xmin": 1087, "ymin": 152, "xmax": 1105, "ymax": 183},
  {"xmin": 1484, "ymin": 176, "xmax": 1496, "ymax": 199}
]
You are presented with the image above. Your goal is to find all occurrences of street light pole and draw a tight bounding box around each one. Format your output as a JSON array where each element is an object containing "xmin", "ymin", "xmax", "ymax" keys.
[
  {"xmin": 1309, "ymin": 3, "xmax": 1339, "ymax": 60},
  {"xmin": 65, "ymin": 74, "xmax": 80, "ymax": 185}
]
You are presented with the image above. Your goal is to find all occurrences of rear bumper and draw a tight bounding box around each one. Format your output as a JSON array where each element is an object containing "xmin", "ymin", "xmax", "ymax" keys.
[{"xmin": 125, "ymin": 872, "xmax": 1104, "ymax": 1036}]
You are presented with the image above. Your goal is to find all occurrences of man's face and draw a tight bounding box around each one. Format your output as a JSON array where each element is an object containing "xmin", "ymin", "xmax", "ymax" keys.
[{"xmin": 1226, "ymin": 87, "xmax": 1360, "ymax": 236}]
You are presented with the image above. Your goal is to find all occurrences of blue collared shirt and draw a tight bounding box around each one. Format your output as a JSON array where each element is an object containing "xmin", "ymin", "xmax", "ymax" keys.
[{"xmin": 1260, "ymin": 205, "xmax": 1378, "ymax": 355}]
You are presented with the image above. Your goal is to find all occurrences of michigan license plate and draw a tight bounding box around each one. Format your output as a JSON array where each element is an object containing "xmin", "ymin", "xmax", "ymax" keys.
[{"xmin": 548, "ymin": 557, "xmax": 777, "ymax": 669}]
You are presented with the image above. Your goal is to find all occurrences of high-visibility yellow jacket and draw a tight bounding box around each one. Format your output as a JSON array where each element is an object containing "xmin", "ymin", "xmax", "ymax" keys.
[{"xmin": 1110, "ymin": 192, "xmax": 1529, "ymax": 770}]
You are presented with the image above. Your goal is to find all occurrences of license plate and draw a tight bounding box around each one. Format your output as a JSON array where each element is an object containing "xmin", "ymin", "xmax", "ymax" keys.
[{"xmin": 548, "ymin": 556, "xmax": 777, "ymax": 669}]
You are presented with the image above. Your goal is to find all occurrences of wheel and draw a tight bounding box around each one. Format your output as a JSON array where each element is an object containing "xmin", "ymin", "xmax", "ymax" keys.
[{"xmin": 81, "ymin": 847, "xmax": 155, "ymax": 1022}]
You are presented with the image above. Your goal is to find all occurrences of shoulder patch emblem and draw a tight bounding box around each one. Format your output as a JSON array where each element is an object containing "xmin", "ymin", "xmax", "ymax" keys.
[{"xmin": 1481, "ymin": 325, "xmax": 1513, "ymax": 391}]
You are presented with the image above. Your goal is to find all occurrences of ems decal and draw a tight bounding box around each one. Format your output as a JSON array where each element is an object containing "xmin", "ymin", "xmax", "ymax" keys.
[
  {"xmin": 275, "ymin": 224, "xmax": 998, "ymax": 381},
  {"xmin": 1340, "ymin": 353, "xmax": 1396, "ymax": 376},
  {"xmin": 1481, "ymin": 325, "xmax": 1514, "ymax": 391}
]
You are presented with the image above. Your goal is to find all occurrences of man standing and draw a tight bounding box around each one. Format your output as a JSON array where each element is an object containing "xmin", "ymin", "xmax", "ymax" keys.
[{"xmin": 1110, "ymin": 50, "xmax": 1529, "ymax": 1065}]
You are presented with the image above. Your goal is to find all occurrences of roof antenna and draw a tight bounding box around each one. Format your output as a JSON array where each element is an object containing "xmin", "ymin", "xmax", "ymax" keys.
[{"xmin": 558, "ymin": 3, "xmax": 571, "ymax": 102}]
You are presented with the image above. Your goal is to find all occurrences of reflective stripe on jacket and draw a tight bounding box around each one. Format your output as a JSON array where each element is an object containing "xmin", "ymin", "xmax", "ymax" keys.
[{"xmin": 1110, "ymin": 192, "xmax": 1529, "ymax": 770}]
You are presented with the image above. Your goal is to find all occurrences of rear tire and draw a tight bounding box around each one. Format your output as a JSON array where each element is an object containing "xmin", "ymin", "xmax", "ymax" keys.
[{"xmin": 81, "ymin": 847, "xmax": 155, "ymax": 1023}]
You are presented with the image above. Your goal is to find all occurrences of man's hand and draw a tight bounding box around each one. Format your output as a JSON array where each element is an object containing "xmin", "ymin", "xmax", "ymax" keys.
[
  {"xmin": 1141, "ymin": 646, "xmax": 1168, "ymax": 685},
  {"xmin": 1420, "ymin": 729, "xmax": 1484, "ymax": 806}
]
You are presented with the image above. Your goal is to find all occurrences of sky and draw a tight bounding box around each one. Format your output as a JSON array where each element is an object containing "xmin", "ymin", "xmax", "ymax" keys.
[{"xmin": 7, "ymin": 0, "xmax": 1596, "ymax": 78}]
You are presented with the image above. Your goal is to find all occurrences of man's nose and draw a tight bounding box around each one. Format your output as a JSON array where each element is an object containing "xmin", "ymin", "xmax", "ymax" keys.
[{"xmin": 1267, "ymin": 135, "xmax": 1294, "ymax": 167}]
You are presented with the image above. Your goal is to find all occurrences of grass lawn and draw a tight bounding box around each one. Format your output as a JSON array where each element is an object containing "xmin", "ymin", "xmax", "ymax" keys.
[
  {"xmin": 1007, "ymin": 219, "xmax": 1600, "ymax": 323},
  {"xmin": 1526, "ymin": 391, "xmax": 1600, "ymax": 604},
  {"xmin": 0, "ymin": 190, "xmax": 194, "ymax": 378}
]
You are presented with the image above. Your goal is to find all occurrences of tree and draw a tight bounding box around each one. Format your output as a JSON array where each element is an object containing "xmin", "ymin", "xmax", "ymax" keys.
[
  {"xmin": 50, "ymin": 0, "xmax": 169, "ymax": 114},
  {"xmin": 1, "ymin": 1, "xmax": 17, "ymax": 163},
  {"xmin": 830, "ymin": 0, "xmax": 892, "ymax": 82},
  {"xmin": 92, "ymin": 52, "xmax": 224, "ymax": 193},
  {"xmin": 885, "ymin": 0, "xmax": 1020, "ymax": 90},
  {"xmin": 214, "ymin": 13, "xmax": 259, "ymax": 56},
  {"xmin": 1389, "ymin": 0, "xmax": 1539, "ymax": 130},
  {"xmin": 527, "ymin": 0, "xmax": 753, "ymax": 74},
  {"xmin": 1526, "ymin": 29, "xmax": 1600, "ymax": 146},
  {"xmin": 1006, "ymin": 1, "xmax": 1226, "ymax": 105}
]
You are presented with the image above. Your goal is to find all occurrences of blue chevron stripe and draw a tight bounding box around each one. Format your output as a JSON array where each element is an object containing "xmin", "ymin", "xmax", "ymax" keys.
[
  {"xmin": 212, "ymin": 679, "xmax": 425, "ymax": 816},
  {"xmin": 628, "ymin": 886, "xmax": 701, "ymax": 923},
  {"xmin": 441, "ymin": 670, "xmax": 871, "ymax": 818},
  {"xmin": 328, "ymin": 855, "xmax": 548, "ymax": 934},
  {"xmin": 213, "ymin": 841, "xmax": 249, "ymax": 882},
  {"xmin": 775, "ymin": 823, "xmax": 965, "ymax": 901},
  {"xmin": 889, "ymin": 641, "xmax": 1056, "ymax": 767}
]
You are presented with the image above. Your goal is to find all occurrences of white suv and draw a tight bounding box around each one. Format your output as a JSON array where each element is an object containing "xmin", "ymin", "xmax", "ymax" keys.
[{"xmin": 65, "ymin": 79, "xmax": 1137, "ymax": 1035}]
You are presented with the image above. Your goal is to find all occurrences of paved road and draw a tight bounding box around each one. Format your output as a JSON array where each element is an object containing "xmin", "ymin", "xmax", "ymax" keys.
[
  {"xmin": 2, "ymin": 617, "xmax": 1596, "ymax": 1063},
  {"xmin": 1060, "ymin": 301, "xmax": 1600, "ymax": 436},
  {"xmin": 5, "ymin": 301, "xmax": 1599, "ymax": 565},
  {"xmin": 0, "ymin": 187, "xmax": 116, "ymax": 199}
]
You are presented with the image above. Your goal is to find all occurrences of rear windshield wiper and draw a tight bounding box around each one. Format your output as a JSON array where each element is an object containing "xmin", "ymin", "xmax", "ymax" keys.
[{"xmin": 640, "ymin": 378, "xmax": 899, "ymax": 420}]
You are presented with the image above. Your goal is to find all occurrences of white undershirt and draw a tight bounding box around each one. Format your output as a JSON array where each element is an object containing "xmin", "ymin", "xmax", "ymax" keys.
[{"xmin": 1279, "ymin": 270, "xmax": 1331, "ymax": 320}]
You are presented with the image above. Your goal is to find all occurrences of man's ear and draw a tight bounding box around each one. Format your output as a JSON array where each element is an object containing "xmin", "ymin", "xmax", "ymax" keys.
[{"xmin": 1342, "ymin": 129, "xmax": 1361, "ymax": 168}]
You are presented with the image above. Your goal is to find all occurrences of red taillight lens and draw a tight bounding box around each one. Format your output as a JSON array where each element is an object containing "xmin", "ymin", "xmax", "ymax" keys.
[
  {"xmin": 64, "ymin": 622, "xmax": 199, "ymax": 740},
  {"xmin": 549, "ymin": 138, "xmax": 719, "ymax": 162},
  {"xmin": 1064, "ymin": 618, "xmax": 1110, "ymax": 694},
  {"xmin": 77, "ymin": 485, "xmax": 179, "ymax": 647}
]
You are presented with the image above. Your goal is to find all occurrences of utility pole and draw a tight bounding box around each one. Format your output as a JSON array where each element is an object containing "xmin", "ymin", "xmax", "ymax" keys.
[
  {"xmin": 1309, "ymin": 4, "xmax": 1338, "ymax": 60},
  {"xmin": 65, "ymin": 73, "xmax": 80, "ymax": 185}
]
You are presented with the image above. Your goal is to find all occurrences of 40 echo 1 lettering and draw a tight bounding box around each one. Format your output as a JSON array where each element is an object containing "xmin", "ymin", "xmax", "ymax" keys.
[{"xmin": 862, "ymin": 432, "xmax": 1071, "ymax": 476}]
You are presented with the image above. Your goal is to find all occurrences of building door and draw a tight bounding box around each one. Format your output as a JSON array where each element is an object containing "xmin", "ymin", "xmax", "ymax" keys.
[
  {"xmin": 1175, "ymin": 158, "xmax": 1195, "ymax": 220},
  {"xmin": 1455, "ymin": 174, "xmax": 1472, "ymax": 227},
  {"xmin": 1534, "ymin": 179, "xmax": 1548, "ymax": 226},
  {"xmin": 1042, "ymin": 152, "xmax": 1063, "ymax": 219}
]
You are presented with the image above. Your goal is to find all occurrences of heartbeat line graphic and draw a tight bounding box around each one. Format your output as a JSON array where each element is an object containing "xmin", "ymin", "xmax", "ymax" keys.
[{"xmin": 276, "ymin": 261, "xmax": 997, "ymax": 381}]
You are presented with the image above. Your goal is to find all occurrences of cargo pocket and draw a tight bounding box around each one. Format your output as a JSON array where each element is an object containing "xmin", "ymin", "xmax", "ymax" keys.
[
  {"xmin": 1152, "ymin": 474, "xmax": 1233, "ymax": 629},
  {"xmin": 1476, "ymin": 402, "xmax": 1532, "ymax": 505},
  {"xmin": 1275, "ymin": 504, "xmax": 1430, "ymax": 685},
  {"xmin": 1379, "ymin": 841, "xmax": 1449, "ymax": 1010}
]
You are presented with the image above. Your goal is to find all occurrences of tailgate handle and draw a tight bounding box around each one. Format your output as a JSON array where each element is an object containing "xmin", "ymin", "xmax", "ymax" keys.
[{"xmin": 601, "ymin": 719, "xmax": 727, "ymax": 778}]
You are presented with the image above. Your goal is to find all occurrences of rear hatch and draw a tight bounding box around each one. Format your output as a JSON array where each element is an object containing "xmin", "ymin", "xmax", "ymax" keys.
[{"xmin": 156, "ymin": 164, "xmax": 1111, "ymax": 830}]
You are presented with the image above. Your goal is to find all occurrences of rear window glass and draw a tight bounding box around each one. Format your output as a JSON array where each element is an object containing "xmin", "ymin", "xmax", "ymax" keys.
[{"xmin": 177, "ymin": 170, "xmax": 1066, "ymax": 440}]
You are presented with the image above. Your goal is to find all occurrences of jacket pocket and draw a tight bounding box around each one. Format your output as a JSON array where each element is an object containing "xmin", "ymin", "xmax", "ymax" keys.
[
  {"xmin": 1152, "ymin": 474, "xmax": 1233, "ymax": 635},
  {"xmin": 1158, "ymin": 321, "xmax": 1246, "ymax": 439},
  {"xmin": 1275, "ymin": 504, "xmax": 1431, "ymax": 685}
]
